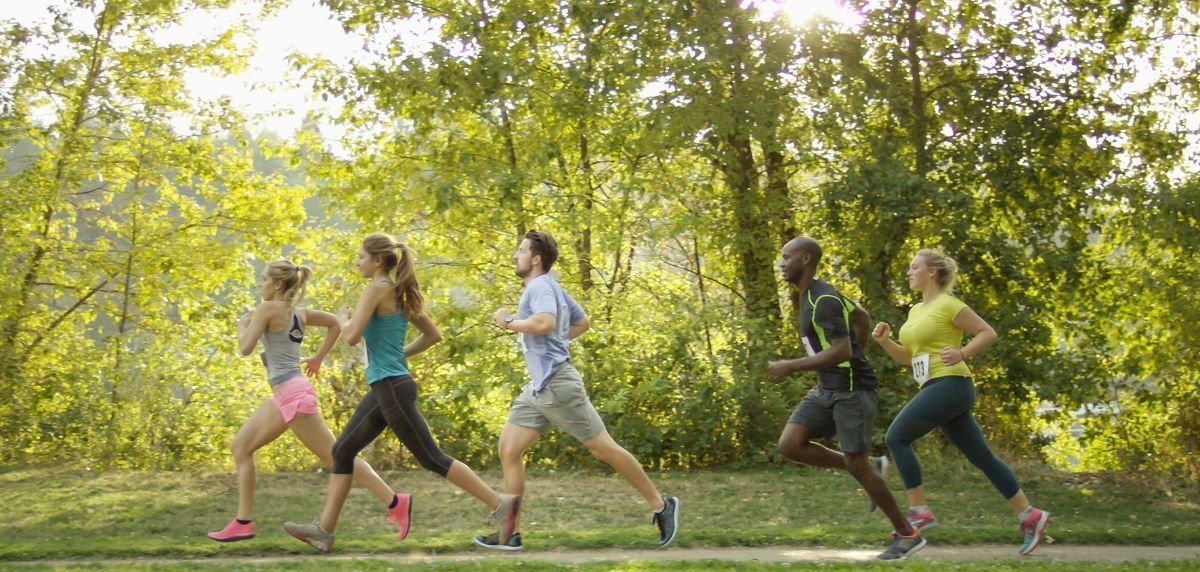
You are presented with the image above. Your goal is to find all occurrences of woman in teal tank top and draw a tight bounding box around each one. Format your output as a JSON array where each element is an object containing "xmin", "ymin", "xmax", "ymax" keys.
[
  {"xmin": 362, "ymin": 300, "xmax": 411, "ymax": 382},
  {"xmin": 283, "ymin": 233, "xmax": 519, "ymax": 553}
]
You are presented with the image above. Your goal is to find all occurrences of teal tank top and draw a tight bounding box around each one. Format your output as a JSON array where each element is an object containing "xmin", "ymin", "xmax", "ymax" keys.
[{"xmin": 363, "ymin": 307, "xmax": 411, "ymax": 383}]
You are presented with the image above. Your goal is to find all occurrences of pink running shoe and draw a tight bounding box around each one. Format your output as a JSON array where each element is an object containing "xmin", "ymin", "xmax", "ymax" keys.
[
  {"xmin": 1019, "ymin": 507, "xmax": 1051, "ymax": 555},
  {"xmin": 906, "ymin": 508, "xmax": 938, "ymax": 532},
  {"xmin": 388, "ymin": 493, "xmax": 412, "ymax": 540},
  {"xmin": 207, "ymin": 518, "xmax": 255, "ymax": 542}
]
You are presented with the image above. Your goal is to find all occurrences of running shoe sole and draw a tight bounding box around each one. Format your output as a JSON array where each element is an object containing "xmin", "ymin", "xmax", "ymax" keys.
[
  {"xmin": 283, "ymin": 524, "xmax": 332, "ymax": 553},
  {"xmin": 473, "ymin": 534, "xmax": 523, "ymax": 551},
  {"xmin": 207, "ymin": 533, "xmax": 254, "ymax": 542}
]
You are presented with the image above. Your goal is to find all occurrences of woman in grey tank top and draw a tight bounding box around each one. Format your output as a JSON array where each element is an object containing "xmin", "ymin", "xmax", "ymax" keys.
[{"xmin": 208, "ymin": 260, "xmax": 414, "ymax": 543}]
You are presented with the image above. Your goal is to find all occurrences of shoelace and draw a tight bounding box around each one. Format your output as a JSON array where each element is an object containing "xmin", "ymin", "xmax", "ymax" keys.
[{"xmin": 653, "ymin": 510, "xmax": 669, "ymax": 537}]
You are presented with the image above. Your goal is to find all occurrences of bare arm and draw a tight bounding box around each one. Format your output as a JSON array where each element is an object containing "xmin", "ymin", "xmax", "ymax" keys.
[
  {"xmin": 568, "ymin": 314, "xmax": 590, "ymax": 340},
  {"xmin": 303, "ymin": 309, "xmax": 341, "ymax": 361},
  {"xmin": 871, "ymin": 322, "xmax": 913, "ymax": 366},
  {"xmin": 497, "ymin": 311, "xmax": 556, "ymax": 335},
  {"xmin": 850, "ymin": 305, "xmax": 871, "ymax": 349},
  {"xmin": 405, "ymin": 313, "xmax": 443, "ymax": 358},
  {"xmin": 941, "ymin": 306, "xmax": 997, "ymax": 365},
  {"xmin": 236, "ymin": 303, "xmax": 275, "ymax": 356},
  {"xmin": 340, "ymin": 282, "xmax": 389, "ymax": 346},
  {"xmin": 300, "ymin": 309, "xmax": 340, "ymax": 377},
  {"xmin": 768, "ymin": 335, "xmax": 853, "ymax": 378}
]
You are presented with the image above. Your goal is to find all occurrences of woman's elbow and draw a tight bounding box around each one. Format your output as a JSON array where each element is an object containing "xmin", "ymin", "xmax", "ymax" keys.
[{"xmin": 428, "ymin": 331, "xmax": 444, "ymax": 345}]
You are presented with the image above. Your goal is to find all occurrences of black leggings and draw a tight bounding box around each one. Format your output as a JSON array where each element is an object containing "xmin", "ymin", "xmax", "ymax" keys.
[{"xmin": 331, "ymin": 375, "xmax": 454, "ymax": 476}]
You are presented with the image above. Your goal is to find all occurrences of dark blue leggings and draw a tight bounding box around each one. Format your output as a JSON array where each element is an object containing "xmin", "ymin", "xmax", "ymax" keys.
[
  {"xmin": 884, "ymin": 376, "xmax": 1021, "ymax": 499},
  {"xmin": 332, "ymin": 375, "xmax": 454, "ymax": 476}
]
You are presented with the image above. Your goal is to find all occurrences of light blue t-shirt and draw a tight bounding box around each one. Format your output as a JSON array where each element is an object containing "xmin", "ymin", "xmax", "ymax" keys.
[{"xmin": 518, "ymin": 274, "xmax": 586, "ymax": 392}]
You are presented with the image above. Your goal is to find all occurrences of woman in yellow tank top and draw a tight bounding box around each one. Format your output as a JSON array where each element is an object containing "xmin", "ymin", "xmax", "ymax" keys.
[{"xmin": 871, "ymin": 249, "xmax": 1050, "ymax": 556}]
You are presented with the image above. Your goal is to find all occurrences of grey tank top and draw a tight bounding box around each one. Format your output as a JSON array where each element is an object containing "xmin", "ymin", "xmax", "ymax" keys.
[{"xmin": 262, "ymin": 309, "xmax": 304, "ymax": 386}]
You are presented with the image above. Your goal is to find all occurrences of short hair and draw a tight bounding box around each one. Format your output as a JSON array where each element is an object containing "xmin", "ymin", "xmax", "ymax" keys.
[{"xmin": 525, "ymin": 230, "xmax": 558, "ymax": 272}]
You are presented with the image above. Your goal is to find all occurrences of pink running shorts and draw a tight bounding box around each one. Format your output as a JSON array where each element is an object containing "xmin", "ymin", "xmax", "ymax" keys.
[{"xmin": 271, "ymin": 375, "xmax": 319, "ymax": 422}]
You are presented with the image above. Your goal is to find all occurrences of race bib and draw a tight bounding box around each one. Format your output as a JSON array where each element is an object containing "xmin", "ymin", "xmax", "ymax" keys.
[
  {"xmin": 801, "ymin": 338, "xmax": 816, "ymax": 357},
  {"xmin": 912, "ymin": 353, "xmax": 931, "ymax": 385}
]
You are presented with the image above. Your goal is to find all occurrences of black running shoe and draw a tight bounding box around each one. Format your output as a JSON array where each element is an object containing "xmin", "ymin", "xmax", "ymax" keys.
[
  {"xmin": 473, "ymin": 530, "xmax": 523, "ymax": 551},
  {"xmin": 653, "ymin": 496, "xmax": 680, "ymax": 547}
]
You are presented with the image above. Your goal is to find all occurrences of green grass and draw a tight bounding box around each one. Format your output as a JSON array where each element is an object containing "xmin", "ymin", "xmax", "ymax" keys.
[{"xmin": 1, "ymin": 457, "xmax": 1197, "ymax": 562}]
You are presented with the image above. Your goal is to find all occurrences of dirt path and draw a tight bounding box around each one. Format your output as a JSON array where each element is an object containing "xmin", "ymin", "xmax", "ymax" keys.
[{"xmin": 6, "ymin": 545, "xmax": 1200, "ymax": 567}]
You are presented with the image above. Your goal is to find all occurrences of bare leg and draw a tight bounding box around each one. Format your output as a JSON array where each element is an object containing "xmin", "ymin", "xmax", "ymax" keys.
[
  {"xmin": 498, "ymin": 422, "xmax": 541, "ymax": 499},
  {"xmin": 845, "ymin": 452, "xmax": 914, "ymax": 535},
  {"xmin": 777, "ymin": 423, "xmax": 846, "ymax": 469},
  {"xmin": 906, "ymin": 485, "xmax": 928, "ymax": 507},
  {"xmin": 318, "ymin": 475, "xmax": 354, "ymax": 533},
  {"xmin": 445, "ymin": 460, "xmax": 501, "ymax": 509},
  {"xmin": 583, "ymin": 430, "xmax": 665, "ymax": 511},
  {"xmin": 1007, "ymin": 490, "xmax": 1032, "ymax": 515},
  {"xmin": 230, "ymin": 400, "xmax": 288, "ymax": 521},
  {"xmin": 289, "ymin": 412, "xmax": 395, "ymax": 505}
]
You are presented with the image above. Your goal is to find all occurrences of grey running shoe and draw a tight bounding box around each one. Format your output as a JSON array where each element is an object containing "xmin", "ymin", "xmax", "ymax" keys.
[
  {"xmin": 876, "ymin": 531, "xmax": 927, "ymax": 560},
  {"xmin": 653, "ymin": 496, "xmax": 680, "ymax": 547},
  {"xmin": 283, "ymin": 519, "xmax": 334, "ymax": 553},
  {"xmin": 473, "ymin": 530, "xmax": 523, "ymax": 551},
  {"xmin": 488, "ymin": 493, "xmax": 520, "ymax": 545},
  {"xmin": 869, "ymin": 456, "xmax": 889, "ymax": 512}
]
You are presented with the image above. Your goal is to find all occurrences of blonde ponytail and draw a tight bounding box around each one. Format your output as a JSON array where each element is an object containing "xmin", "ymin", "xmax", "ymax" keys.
[{"xmin": 265, "ymin": 260, "xmax": 312, "ymax": 307}]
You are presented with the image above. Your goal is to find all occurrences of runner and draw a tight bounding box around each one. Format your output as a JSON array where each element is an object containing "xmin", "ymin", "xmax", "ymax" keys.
[
  {"xmin": 282, "ymin": 234, "xmax": 518, "ymax": 552},
  {"xmin": 872, "ymin": 248, "xmax": 1050, "ymax": 555},
  {"xmin": 207, "ymin": 260, "xmax": 410, "ymax": 543},
  {"xmin": 768, "ymin": 237, "xmax": 926, "ymax": 561},
  {"xmin": 477, "ymin": 230, "xmax": 679, "ymax": 551}
]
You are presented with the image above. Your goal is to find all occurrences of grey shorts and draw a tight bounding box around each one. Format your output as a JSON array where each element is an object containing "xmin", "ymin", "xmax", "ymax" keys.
[
  {"xmin": 787, "ymin": 386, "xmax": 878, "ymax": 454},
  {"xmin": 508, "ymin": 363, "xmax": 607, "ymax": 443}
]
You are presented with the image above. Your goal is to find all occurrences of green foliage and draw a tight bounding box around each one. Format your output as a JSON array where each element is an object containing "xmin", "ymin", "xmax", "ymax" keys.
[{"xmin": 1, "ymin": 0, "xmax": 1198, "ymax": 477}]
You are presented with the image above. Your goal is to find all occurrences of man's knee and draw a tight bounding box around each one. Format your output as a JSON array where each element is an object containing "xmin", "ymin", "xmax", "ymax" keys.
[
  {"xmin": 499, "ymin": 440, "xmax": 527, "ymax": 463},
  {"xmin": 843, "ymin": 452, "xmax": 870, "ymax": 474},
  {"xmin": 585, "ymin": 432, "xmax": 626, "ymax": 464},
  {"xmin": 777, "ymin": 435, "xmax": 801, "ymax": 459},
  {"xmin": 777, "ymin": 425, "xmax": 813, "ymax": 460}
]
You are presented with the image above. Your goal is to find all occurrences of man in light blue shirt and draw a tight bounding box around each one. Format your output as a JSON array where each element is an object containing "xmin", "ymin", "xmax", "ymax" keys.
[
  {"xmin": 474, "ymin": 230, "xmax": 679, "ymax": 551},
  {"xmin": 514, "ymin": 268, "xmax": 586, "ymax": 393}
]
